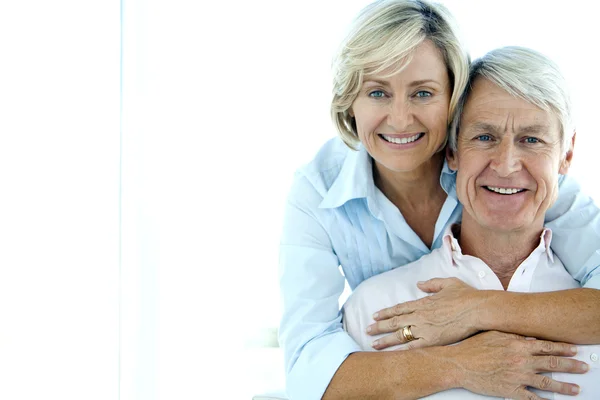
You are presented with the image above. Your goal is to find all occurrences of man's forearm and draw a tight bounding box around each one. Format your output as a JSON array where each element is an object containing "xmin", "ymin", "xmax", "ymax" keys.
[
  {"xmin": 323, "ymin": 347, "xmax": 457, "ymax": 400},
  {"xmin": 478, "ymin": 288, "xmax": 600, "ymax": 344}
]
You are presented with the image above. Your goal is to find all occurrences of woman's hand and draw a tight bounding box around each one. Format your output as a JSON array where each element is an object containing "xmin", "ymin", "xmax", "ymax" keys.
[
  {"xmin": 368, "ymin": 277, "xmax": 489, "ymax": 350},
  {"xmin": 447, "ymin": 331, "xmax": 588, "ymax": 399}
]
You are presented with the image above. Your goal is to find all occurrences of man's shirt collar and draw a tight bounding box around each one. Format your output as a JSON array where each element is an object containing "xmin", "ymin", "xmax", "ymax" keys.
[{"xmin": 441, "ymin": 224, "xmax": 554, "ymax": 264}]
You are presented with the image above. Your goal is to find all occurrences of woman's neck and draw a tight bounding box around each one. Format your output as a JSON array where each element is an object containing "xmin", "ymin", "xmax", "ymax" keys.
[
  {"xmin": 373, "ymin": 152, "xmax": 447, "ymax": 248},
  {"xmin": 373, "ymin": 151, "xmax": 446, "ymax": 211}
]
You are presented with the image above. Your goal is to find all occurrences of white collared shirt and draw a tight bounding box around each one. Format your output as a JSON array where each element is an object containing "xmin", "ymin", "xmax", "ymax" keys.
[{"xmin": 343, "ymin": 227, "xmax": 600, "ymax": 399}]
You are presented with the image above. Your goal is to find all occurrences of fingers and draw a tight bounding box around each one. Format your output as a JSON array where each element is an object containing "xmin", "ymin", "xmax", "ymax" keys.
[
  {"xmin": 527, "ymin": 374, "xmax": 581, "ymax": 397},
  {"xmin": 368, "ymin": 314, "xmax": 411, "ymax": 335},
  {"xmin": 527, "ymin": 339, "xmax": 578, "ymax": 357},
  {"xmin": 510, "ymin": 387, "xmax": 546, "ymax": 400},
  {"xmin": 416, "ymin": 277, "xmax": 450, "ymax": 293},
  {"xmin": 372, "ymin": 300, "xmax": 418, "ymax": 321},
  {"xmin": 531, "ymin": 355, "xmax": 590, "ymax": 374},
  {"xmin": 371, "ymin": 326, "xmax": 420, "ymax": 350}
]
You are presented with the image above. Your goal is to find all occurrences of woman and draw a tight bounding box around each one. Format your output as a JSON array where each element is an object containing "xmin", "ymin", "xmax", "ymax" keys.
[{"xmin": 278, "ymin": 1, "xmax": 600, "ymax": 398}]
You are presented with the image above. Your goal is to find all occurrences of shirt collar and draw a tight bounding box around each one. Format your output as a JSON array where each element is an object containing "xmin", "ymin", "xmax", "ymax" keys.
[
  {"xmin": 319, "ymin": 146, "xmax": 458, "ymax": 209},
  {"xmin": 319, "ymin": 145, "xmax": 375, "ymax": 209},
  {"xmin": 439, "ymin": 159, "xmax": 457, "ymax": 197},
  {"xmin": 442, "ymin": 224, "xmax": 554, "ymax": 264},
  {"xmin": 537, "ymin": 228, "xmax": 554, "ymax": 263}
]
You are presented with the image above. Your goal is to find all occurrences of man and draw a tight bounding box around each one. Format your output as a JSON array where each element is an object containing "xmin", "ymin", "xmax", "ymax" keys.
[{"xmin": 342, "ymin": 46, "xmax": 600, "ymax": 399}]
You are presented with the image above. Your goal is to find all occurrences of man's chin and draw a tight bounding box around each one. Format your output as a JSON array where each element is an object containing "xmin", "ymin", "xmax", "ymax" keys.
[{"xmin": 478, "ymin": 214, "xmax": 540, "ymax": 234}]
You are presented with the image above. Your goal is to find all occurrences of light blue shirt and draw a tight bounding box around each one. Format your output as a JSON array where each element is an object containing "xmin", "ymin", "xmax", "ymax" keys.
[{"xmin": 278, "ymin": 137, "xmax": 600, "ymax": 400}]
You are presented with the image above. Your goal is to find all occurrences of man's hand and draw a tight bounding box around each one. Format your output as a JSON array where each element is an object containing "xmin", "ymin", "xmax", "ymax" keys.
[{"xmin": 368, "ymin": 277, "xmax": 488, "ymax": 350}]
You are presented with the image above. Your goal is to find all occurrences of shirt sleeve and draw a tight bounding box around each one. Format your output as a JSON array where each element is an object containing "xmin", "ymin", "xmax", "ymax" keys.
[
  {"xmin": 545, "ymin": 174, "xmax": 600, "ymax": 289},
  {"xmin": 278, "ymin": 174, "xmax": 361, "ymax": 400}
]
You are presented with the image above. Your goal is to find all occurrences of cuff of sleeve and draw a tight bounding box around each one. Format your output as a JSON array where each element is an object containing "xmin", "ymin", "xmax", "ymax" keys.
[
  {"xmin": 583, "ymin": 272, "xmax": 600, "ymax": 290},
  {"xmin": 286, "ymin": 331, "xmax": 361, "ymax": 400}
]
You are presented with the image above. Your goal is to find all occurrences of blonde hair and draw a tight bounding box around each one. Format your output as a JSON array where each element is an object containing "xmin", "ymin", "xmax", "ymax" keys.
[
  {"xmin": 331, "ymin": 0, "xmax": 470, "ymax": 149},
  {"xmin": 449, "ymin": 46, "xmax": 575, "ymax": 155}
]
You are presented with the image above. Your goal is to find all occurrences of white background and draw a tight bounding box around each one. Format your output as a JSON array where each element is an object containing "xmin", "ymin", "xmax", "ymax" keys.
[{"xmin": 0, "ymin": 1, "xmax": 598, "ymax": 399}]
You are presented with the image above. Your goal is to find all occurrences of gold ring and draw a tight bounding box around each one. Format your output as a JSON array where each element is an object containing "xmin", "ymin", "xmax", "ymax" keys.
[{"xmin": 402, "ymin": 325, "xmax": 415, "ymax": 342}]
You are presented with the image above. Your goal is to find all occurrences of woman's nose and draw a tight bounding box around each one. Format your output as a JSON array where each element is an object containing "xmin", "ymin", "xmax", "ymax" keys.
[{"xmin": 387, "ymin": 97, "xmax": 413, "ymax": 132}]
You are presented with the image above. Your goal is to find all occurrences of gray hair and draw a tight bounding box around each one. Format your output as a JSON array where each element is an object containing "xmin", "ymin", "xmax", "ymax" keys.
[
  {"xmin": 331, "ymin": 0, "xmax": 470, "ymax": 149},
  {"xmin": 449, "ymin": 46, "xmax": 575, "ymax": 154}
]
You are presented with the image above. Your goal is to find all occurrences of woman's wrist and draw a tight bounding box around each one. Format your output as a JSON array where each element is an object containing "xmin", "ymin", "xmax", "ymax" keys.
[{"xmin": 471, "ymin": 290, "xmax": 504, "ymax": 333}]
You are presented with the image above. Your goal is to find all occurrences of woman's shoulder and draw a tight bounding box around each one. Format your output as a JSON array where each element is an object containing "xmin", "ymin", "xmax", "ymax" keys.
[{"xmin": 292, "ymin": 136, "xmax": 355, "ymax": 197}]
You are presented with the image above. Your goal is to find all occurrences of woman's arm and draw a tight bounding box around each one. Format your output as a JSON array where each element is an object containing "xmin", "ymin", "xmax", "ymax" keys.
[
  {"xmin": 544, "ymin": 174, "xmax": 600, "ymax": 288},
  {"xmin": 368, "ymin": 278, "xmax": 600, "ymax": 349},
  {"xmin": 477, "ymin": 287, "xmax": 600, "ymax": 343},
  {"xmin": 279, "ymin": 174, "xmax": 363, "ymax": 399},
  {"xmin": 323, "ymin": 349, "xmax": 455, "ymax": 399},
  {"xmin": 324, "ymin": 331, "xmax": 586, "ymax": 400}
]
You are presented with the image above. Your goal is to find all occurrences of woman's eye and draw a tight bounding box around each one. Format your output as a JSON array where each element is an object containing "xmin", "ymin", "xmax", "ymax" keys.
[
  {"xmin": 415, "ymin": 90, "xmax": 432, "ymax": 98},
  {"xmin": 368, "ymin": 90, "xmax": 386, "ymax": 98},
  {"xmin": 476, "ymin": 134, "xmax": 491, "ymax": 142}
]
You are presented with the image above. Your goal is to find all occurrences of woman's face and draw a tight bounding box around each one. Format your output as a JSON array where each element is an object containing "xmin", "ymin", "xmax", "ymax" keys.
[{"xmin": 351, "ymin": 40, "xmax": 451, "ymax": 175}]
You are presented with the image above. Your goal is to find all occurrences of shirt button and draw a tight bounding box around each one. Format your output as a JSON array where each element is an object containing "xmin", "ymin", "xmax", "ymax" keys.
[
  {"xmin": 478, "ymin": 271, "xmax": 486, "ymax": 278},
  {"xmin": 591, "ymin": 353, "xmax": 599, "ymax": 362}
]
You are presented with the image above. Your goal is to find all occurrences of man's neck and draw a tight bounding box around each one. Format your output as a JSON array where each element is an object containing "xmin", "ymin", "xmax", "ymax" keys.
[{"xmin": 458, "ymin": 215, "xmax": 544, "ymax": 289}]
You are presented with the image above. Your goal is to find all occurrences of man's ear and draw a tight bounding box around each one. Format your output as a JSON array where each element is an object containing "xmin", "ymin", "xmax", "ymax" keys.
[
  {"xmin": 559, "ymin": 131, "xmax": 576, "ymax": 175},
  {"xmin": 446, "ymin": 146, "xmax": 458, "ymax": 171}
]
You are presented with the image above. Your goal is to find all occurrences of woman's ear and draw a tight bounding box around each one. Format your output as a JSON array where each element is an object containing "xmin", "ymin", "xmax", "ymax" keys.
[
  {"xmin": 559, "ymin": 131, "xmax": 576, "ymax": 175},
  {"xmin": 446, "ymin": 146, "xmax": 458, "ymax": 171}
]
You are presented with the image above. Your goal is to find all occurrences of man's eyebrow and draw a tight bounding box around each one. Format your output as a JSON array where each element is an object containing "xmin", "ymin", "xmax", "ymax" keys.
[
  {"xmin": 518, "ymin": 124, "xmax": 551, "ymax": 135},
  {"xmin": 466, "ymin": 122, "xmax": 551, "ymax": 135},
  {"xmin": 467, "ymin": 122, "xmax": 499, "ymax": 133}
]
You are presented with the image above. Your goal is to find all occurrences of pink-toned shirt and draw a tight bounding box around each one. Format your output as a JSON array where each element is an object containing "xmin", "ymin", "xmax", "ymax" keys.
[{"xmin": 343, "ymin": 227, "xmax": 600, "ymax": 399}]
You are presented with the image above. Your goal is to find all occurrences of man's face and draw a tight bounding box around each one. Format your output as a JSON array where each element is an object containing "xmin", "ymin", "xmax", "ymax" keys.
[{"xmin": 448, "ymin": 77, "xmax": 574, "ymax": 233}]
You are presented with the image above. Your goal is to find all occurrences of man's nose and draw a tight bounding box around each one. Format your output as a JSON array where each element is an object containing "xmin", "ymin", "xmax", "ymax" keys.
[{"xmin": 489, "ymin": 138, "xmax": 521, "ymax": 177}]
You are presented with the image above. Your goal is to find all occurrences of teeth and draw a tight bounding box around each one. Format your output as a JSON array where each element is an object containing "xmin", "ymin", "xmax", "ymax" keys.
[
  {"xmin": 486, "ymin": 186, "xmax": 523, "ymax": 195},
  {"xmin": 381, "ymin": 133, "xmax": 422, "ymax": 144}
]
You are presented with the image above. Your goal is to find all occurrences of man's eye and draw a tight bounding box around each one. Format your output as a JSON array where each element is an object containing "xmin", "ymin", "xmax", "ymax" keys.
[
  {"xmin": 368, "ymin": 90, "xmax": 386, "ymax": 98},
  {"xmin": 476, "ymin": 135, "xmax": 491, "ymax": 141},
  {"xmin": 524, "ymin": 137, "xmax": 540, "ymax": 144},
  {"xmin": 415, "ymin": 91, "xmax": 432, "ymax": 98}
]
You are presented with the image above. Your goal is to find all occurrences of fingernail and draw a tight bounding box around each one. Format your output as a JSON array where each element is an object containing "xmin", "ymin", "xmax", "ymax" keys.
[
  {"xmin": 417, "ymin": 281, "xmax": 425, "ymax": 285},
  {"xmin": 582, "ymin": 363, "xmax": 590, "ymax": 372},
  {"xmin": 366, "ymin": 326, "xmax": 372, "ymax": 333},
  {"xmin": 571, "ymin": 346, "xmax": 578, "ymax": 354},
  {"xmin": 571, "ymin": 386, "xmax": 580, "ymax": 394},
  {"xmin": 373, "ymin": 312, "xmax": 379, "ymax": 319},
  {"xmin": 372, "ymin": 340, "xmax": 379, "ymax": 348}
]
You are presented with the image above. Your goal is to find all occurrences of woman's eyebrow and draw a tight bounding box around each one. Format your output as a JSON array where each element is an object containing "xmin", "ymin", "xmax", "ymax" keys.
[
  {"xmin": 363, "ymin": 78, "xmax": 442, "ymax": 87},
  {"xmin": 362, "ymin": 79, "xmax": 389, "ymax": 86},
  {"xmin": 409, "ymin": 79, "xmax": 441, "ymax": 87}
]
